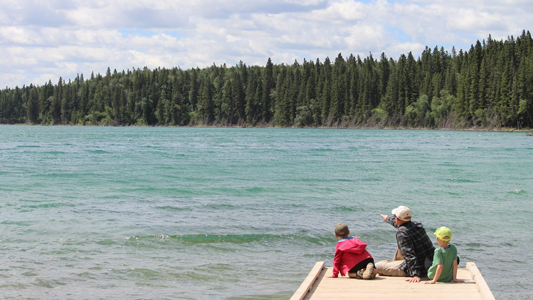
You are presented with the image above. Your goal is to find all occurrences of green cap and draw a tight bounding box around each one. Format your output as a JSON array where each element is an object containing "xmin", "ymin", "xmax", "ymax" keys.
[{"xmin": 434, "ymin": 227, "xmax": 452, "ymax": 241}]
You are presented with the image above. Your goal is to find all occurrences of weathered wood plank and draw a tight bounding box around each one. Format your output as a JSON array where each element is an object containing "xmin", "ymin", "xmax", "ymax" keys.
[
  {"xmin": 467, "ymin": 262, "xmax": 496, "ymax": 300},
  {"xmin": 290, "ymin": 261, "xmax": 325, "ymax": 300}
]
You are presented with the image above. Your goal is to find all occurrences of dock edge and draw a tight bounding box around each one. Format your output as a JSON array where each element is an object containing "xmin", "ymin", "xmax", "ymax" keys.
[
  {"xmin": 466, "ymin": 262, "xmax": 496, "ymax": 300},
  {"xmin": 290, "ymin": 261, "xmax": 325, "ymax": 300}
]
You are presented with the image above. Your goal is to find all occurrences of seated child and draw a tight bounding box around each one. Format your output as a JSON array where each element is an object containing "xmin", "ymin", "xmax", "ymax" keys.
[
  {"xmin": 425, "ymin": 226, "xmax": 464, "ymax": 284},
  {"xmin": 329, "ymin": 223, "xmax": 376, "ymax": 279}
]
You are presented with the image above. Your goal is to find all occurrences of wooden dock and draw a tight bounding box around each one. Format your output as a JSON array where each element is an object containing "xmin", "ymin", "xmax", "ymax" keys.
[{"xmin": 291, "ymin": 261, "xmax": 495, "ymax": 300}]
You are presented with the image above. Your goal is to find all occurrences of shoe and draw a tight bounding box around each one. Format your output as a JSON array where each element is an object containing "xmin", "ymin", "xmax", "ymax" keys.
[
  {"xmin": 362, "ymin": 263, "xmax": 376, "ymax": 280},
  {"xmin": 356, "ymin": 269, "xmax": 364, "ymax": 279}
]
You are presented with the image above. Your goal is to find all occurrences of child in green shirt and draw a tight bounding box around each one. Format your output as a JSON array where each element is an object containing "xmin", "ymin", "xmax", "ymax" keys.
[{"xmin": 425, "ymin": 227, "xmax": 465, "ymax": 284}]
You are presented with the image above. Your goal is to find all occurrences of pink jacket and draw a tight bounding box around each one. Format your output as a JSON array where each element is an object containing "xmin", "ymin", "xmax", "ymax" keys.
[{"xmin": 332, "ymin": 237, "xmax": 373, "ymax": 277}]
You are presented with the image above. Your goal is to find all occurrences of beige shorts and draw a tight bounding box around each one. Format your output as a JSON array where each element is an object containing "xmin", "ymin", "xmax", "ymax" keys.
[{"xmin": 375, "ymin": 260, "xmax": 407, "ymax": 277}]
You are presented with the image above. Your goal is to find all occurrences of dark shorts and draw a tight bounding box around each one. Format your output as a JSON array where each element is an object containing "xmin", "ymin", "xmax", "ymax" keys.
[{"xmin": 349, "ymin": 258, "xmax": 375, "ymax": 273}]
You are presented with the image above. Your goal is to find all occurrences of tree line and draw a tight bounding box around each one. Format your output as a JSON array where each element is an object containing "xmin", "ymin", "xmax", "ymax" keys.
[{"xmin": 1, "ymin": 30, "xmax": 532, "ymax": 129}]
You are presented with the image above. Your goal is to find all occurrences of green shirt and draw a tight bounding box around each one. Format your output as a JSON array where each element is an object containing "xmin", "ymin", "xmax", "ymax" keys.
[{"xmin": 427, "ymin": 244, "xmax": 458, "ymax": 282}]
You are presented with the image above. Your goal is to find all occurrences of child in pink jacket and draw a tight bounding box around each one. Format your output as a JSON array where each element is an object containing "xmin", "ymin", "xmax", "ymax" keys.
[{"xmin": 329, "ymin": 223, "xmax": 376, "ymax": 279}]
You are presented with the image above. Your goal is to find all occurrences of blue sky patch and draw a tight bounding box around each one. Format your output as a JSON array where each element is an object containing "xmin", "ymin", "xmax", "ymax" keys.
[
  {"xmin": 119, "ymin": 29, "xmax": 183, "ymax": 39},
  {"xmin": 119, "ymin": 29, "xmax": 156, "ymax": 37}
]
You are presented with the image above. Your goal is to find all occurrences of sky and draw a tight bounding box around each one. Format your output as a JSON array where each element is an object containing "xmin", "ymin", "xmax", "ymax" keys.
[{"xmin": 1, "ymin": 0, "xmax": 532, "ymax": 89}]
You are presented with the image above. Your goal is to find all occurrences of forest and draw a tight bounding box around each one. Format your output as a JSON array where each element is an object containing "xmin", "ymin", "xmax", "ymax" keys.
[{"xmin": 1, "ymin": 30, "xmax": 532, "ymax": 129}]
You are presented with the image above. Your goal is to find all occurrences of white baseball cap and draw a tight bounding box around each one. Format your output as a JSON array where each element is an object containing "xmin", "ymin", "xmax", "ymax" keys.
[{"xmin": 391, "ymin": 205, "xmax": 412, "ymax": 221}]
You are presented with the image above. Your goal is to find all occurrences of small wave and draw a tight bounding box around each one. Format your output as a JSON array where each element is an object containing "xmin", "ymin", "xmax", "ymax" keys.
[
  {"xmin": 96, "ymin": 239, "xmax": 118, "ymax": 246},
  {"xmin": 509, "ymin": 189, "xmax": 526, "ymax": 195},
  {"xmin": 245, "ymin": 187, "xmax": 265, "ymax": 193},
  {"xmin": 463, "ymin": 242, "xmax": 492, "ymax": 248},
  {"xmin": 332, "ymin": 206, "xmax": 358, "ymax": 212},
  {"xmin": 33, "ymin": 278, "xmax": 65, "ymax": 288},
  {"xmin": 202, "ymin": 203, "xmax": 236, "ymax": 210},
  {"xmin": 31, "ymin": 173, "xmax": 83, "ymax": 178},
  {"xmin": 309, "ymin": 148, "xmax": 336, "ymax": 152},
  {"xmin": 126, "ymin": 268, "xmax": 161, "ymax": 279},
  {"xmin": 156, "ymin": 206, "xmax": 190, "ymax": 212},
  {"xmin": 1, "ymin": 220, "xmax": 35, "ymax": 226},
  {"xmin": 445, "ymin": 191, "xmax": 460, "ymax": 196},
  {"xmin": 85, "ymin": 149, "xmax": 110, "ymax": 154},
  {"xmin": 22, "ymin": 203, "xmax": 75, "ymax": 209},
  {"xmin": 360, "ymin": 177, "xmax": 382, "ymax": 182},
  {"xmin": 76, "ymin": 272, "xmax": 98, "ymax": 280},
  {"xmin": 42, "ymin": 151, "xmax": 66, "ymax": 155},
  {"xmin": 336, "ymin": 178, "xmax": 355, "ymax": 182},
  {"xmin": 172, "ymin": 234, "xmax": 271, "ymax": 244},
  {"xmin": 446, "ymin": 178, "xmax": 478, "ymax": 183},
  {"xmin": 296, "ymin": 178, "xmax": 319, "ymax": 182},
  {"xmin": 109, "ymin": 233, "xmax": 331, "ymax": 246}
]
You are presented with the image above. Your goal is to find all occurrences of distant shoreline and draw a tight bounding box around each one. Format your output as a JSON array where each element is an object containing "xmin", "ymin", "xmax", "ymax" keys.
[{"xmin": 2, "ymin": 123, "xmax": 532, "ymax": 134}]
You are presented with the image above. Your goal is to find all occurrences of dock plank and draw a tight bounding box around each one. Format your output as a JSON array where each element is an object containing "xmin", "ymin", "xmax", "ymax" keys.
[{"xmin": 293, "ymin": 261, "xmax": 495, "ymax": 300}]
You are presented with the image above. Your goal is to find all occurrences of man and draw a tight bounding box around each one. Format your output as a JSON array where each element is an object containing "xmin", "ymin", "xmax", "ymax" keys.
[{"xmin": 375, "ymin": 205, "xmax": 435, "ymax": 283}]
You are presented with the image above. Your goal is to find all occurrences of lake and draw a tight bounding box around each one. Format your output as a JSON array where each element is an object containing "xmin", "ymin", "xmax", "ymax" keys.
[{"xmin": 0, "ymin": 126, "xmax": 531, "ymax": 299}]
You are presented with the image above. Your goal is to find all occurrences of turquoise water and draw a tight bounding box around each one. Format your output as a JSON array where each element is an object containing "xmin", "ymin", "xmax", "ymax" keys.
[{"xmin": 0, "ymin": 126, "xmax": 531, "ymax": 299}]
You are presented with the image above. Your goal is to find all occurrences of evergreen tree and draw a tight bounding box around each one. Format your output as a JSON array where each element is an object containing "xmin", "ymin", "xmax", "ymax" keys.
[
  {"xmin": 26, "ymin": 86, "xmax": 39, "ymax": 124},
  {"xmin": 262, "ymin": 58, "xmax": 275, "ymax": 123}
]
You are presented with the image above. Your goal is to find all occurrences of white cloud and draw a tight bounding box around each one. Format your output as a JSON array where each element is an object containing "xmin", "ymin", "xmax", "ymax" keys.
[
  {"xmin": 0, "ymin": 27, "xmax": 37, "ymax": 45},
  {"xmin": 0, "ymin": 0, "xmax": 532, "ymax": 88},
  {"xmin": 321, "ymin": 0, "xmax": 368, "ymax": 21}
]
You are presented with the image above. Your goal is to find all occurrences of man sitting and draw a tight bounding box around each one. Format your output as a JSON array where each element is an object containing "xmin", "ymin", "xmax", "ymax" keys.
[{"xmin": 375, "ymin": 205, "xmax": 435, "ymax": 283}]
